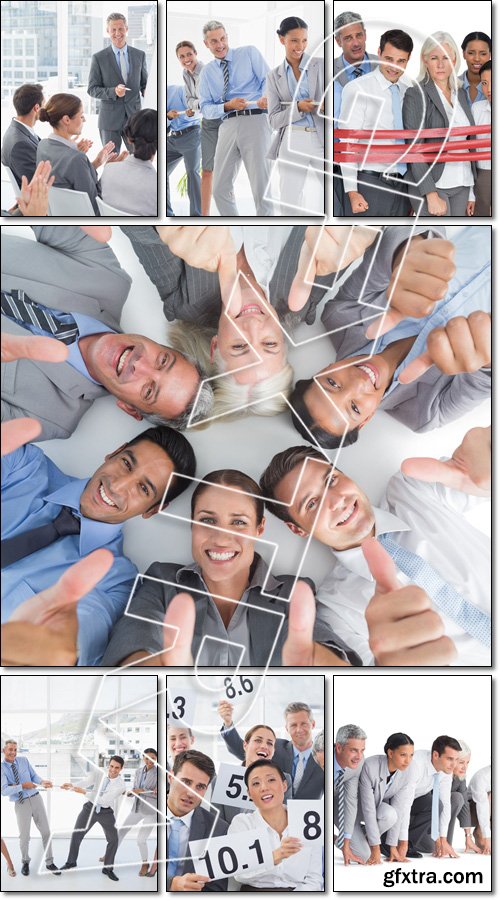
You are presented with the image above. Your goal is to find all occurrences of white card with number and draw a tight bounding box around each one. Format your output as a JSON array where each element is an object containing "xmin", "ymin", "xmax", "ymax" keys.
[
  {"xmin": 221, "ymin": 674, "xmax": 256, "ymax": 706},
  {"xmin": 286, "ymin": 799, "xmax": 324, "ymax": 845},
  {"xmin": 211, "ymin": 763, "xmax": 255, "ymax": 810},
  {"xmin": 190, "ymin": 828, "xmax": 273, "ymax": 881},
  {"xmin": 167, "ymin": 686, "xmax": 197, "ymax": 727}
]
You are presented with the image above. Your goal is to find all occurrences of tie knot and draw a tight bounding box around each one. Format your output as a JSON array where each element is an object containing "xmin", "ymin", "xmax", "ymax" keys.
[
  {"xmin": 170, "ymin": 818, "xmax": 184, "ymax": 832},
  {"xmin": 53, "ymin": 507, "xmax": 81, "ymax": 538}
]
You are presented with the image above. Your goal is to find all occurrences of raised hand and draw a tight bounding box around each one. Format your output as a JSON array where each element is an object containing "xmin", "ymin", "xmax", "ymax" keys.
[
  {"xmin": 362, "ymin": 537, "xmax": 456, "ymax": 666},
  {"xmin": 2, "ymin": 549, "xmax": 113, "ymax": 666},
  {"xmin": 217, "ymin": 699, "xmax": 234, "ymax": 726},
  {"xmin": 398, "ymin": 312, "xmax": 490, "ymax": 384},
  {"xmin": 402, "ymin": 426, "xmax": 491, "ymax": 497},
  {"xmin": 366, "ymin": 238, "xmax": 455, "ymax": 339},
  {"xmin": 281, "ymin": 579, "xmax": 350, "ymax": 666},
  {"xmin": 288, "ymin": 226, "xmax": 378, "ymax": 310}
]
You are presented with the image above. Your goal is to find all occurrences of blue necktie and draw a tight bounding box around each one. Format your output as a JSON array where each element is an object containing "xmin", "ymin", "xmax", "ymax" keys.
[
  {"xmin": 431, "ymin": 771, "xmax": 440, "ymax": 840},
  {"xmin": 168, "ymin": 818, "xmax": 184, "ymax": 880},
  {"xmin": 221, "ymin": 59, "xmax": 230, "ymax": 101},
  {"xmin": 96, "ymin": 777, "xmax": 109, "ymax": 813},
  {"xmin": 378, "ymin": 534, "xmax": 490, "ymax": 647},
  {"xmin": 389, "ymin": 83, "xmax": 407, "ymax": 175}
]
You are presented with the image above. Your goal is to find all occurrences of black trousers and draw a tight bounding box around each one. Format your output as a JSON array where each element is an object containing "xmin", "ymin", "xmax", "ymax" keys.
[
  {"xmin": 344, "ymin": 170, "xmax": 411, "ymax": 217},
  {"xmin": 66, "ymin": 801, "xmax": 118, "ymax": 866},
  {"xmin": 408, "ymin": 791, "xmax": 439, "ymax": 853}
]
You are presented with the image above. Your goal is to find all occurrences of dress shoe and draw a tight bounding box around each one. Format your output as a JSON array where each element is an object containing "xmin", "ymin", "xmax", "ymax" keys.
[
  {"xmin": 46, "ymin": 863, "xmax": 61, "ymax": 875},
  {"xmin": 60, "ymin": 862, "xmax": 77, "ymax": 870},
  {"xmin": 406, "ymin": 848, "xmax": 423, "ymax": 858},
  {"xmin": 21, "ymin": 862, "xmax": 29, "ymax": 876},
  {"xmin": 102, "ymin": 868, "xmax": 119, "ymax": 881}
]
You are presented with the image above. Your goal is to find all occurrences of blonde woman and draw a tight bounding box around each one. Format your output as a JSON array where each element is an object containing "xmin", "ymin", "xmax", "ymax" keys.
[{"xmin": 402, "ymin": 32, "xmax": 477, "ymax": 217}]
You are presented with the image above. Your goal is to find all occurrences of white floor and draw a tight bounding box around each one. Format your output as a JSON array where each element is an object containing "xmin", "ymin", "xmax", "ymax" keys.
[
  {"xmin": 0, "ymin": 837, "xmax": 158, "ymax": 892},
  {"xmin": 333, "ymin": 846, "xmax": 491, "ymax": 893}
]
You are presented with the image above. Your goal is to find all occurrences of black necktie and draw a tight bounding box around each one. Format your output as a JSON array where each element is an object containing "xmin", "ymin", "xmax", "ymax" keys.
[
  {"xmin": 1, "ymin": 289, "xmax": 79, "ymax": 345},
  {"xmin": 2, "ymin": 507, "xmax": 81, "ymax": 569},
  {"xmin": 353, "ymin": 66, "xmax": 364, "ymax": 78}
]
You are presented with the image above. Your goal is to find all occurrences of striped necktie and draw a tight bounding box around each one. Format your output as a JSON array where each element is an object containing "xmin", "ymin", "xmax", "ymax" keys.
[
  {"xmin": 378, "ymin": 534, "xmax": 490, "ymax": 647},
  {"xmin": 293, "ymin": 753, "xmax": 305, "ymax": 794},
  {"xmin": 221, "ymin": 59, "xmax": 230, "ymax": 101},
  {"xmin": 335, "ymin": 769, "xmax": 345, "ymax": 848},
  {"xmin": 1, "ymin": 289, "xmax": 79, "ymax": 344},
  {"xmin": 2, "ymin": 507, "xmax": 81, "ymax": 569},
  {"xmin": 353, "ymin": 66, "xmax": 364, "ymax": 77},
  {"xmin": 11, "ymin": 761, "xmax": 24, "ymax": 804}
]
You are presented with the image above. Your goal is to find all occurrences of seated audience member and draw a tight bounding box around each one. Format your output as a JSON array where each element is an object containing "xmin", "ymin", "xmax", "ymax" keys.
[
  {"xmin": 100, "ymin": 109, "xmax": 158, "ymax": 216},
  {"xmin": 1, "ymin": 425, "xmax": 196, "ymax": 666},
  {"xmin": 469, "ymin": 765, "xmax": 491, "ymax": 854},
  {"xmin": 101, "ymin": 469, "xmax": 354, "ymax": 667},
  {"xmin": 459, "ymin": 31, "xmax": 491, "ymax": 105},
  {"xmin": 1, "ymin": 226, "xmax": 213, "ymax": 440},
  {"xmin": 2, "ymin": 159, "xmax": 54, "ymax": 217},
  {"xmin": 2, "ymin": 83, "xmax": 44, "ymax": 186},
  {"xmin": 167, "ymin": 750, "xmax": 228, "ymax": 891},
  {"xmin": 312, "ymin": 730, "xmax": 324, "ymax": 774},
  {"xmin": 472, "ymin": 61, "xmax": 491, "ymax": 217},
  {"xmin": 406, "ymin": 737, "xmax": 462, "ymax": 857},
  {"xmin": 260, "ymin": 425, "xmax": 491, "ymax": 667},
  {"xmin": 229, "ymin": 760, "xmax": 323, "ymax": 890},
  {"xmin": 291, "ymin": 226, "xmax": 490, "ymax": 447},
  {"xmin": 37, "ymin": 93, "xmax": 121, "ymax": 214},
  {"xmin": 359, "ymin": 732, "xmax": 415, "ymax": 864},
  {"xmin": 167, "ymin": 726, "xmax": 195, "ymax": 795},
  {"xmin": 448, "ymin": 740, "xmax": 483, "ymax": 852},
  {"xmin": 219, "ymin": 700, "xmax": 324, "ymax": 800}
]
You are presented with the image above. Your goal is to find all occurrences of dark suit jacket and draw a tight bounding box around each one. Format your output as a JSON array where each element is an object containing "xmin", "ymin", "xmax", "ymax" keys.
[
  {"xmin": 221, "ymin": 728, "xmax": 324, "ymax": 800},
  {"xmin": 88, "ymin": 45, "xmax": 148, "ymax": 133},
  {"xmin": 402, "ymin": 79, "xmax": 477, "ymax": 196},
  {"xmin": 167, "ymin": 805, "xmax": 229, "ymax": 892},
  {"xmin": 1, "ymin": 119, "xmax": 40, "ymax": 186}
]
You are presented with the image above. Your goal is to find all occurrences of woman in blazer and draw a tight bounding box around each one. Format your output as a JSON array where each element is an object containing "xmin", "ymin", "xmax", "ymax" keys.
[
  {"xmin": 267, "ymin": 16, "xmax": 324, "ymax": 215},
  {"xmin": 359, "ymin": 733, "xmax": 416, "ymax": 865},
  {"xmin": 37, "ymin": 93, "xmax": 120, "ymax": 214},
  {"xmin": 402, "ymin": 32, "xmax": 477, "ymax": 217},
  {"xmin": 100, "ymin": 108, "xmax": 157, "ymax": 215}
]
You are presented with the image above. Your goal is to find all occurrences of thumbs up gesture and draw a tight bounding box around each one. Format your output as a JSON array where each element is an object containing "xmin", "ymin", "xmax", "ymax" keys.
[
  {"xmin": 402, "ymin": 426, "xmax": 491, "ymax": 497},
  {"xmin": 398, "ymin": 311, "xmax": 490, "ymax": 384},
  {"xmin": 362, "ymin": 538, "xmax": 456, "ymax": 666},
  {"xmin": 161, "ymin": 592, "xmax": 196, "ymax": 666},
  {"xmin": 282, "ymin": 580, "xmax": 350, "ymax": 666}
]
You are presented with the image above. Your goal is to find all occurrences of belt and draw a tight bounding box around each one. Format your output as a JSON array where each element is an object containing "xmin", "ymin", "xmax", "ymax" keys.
[
  {"xmin": 363, "ymin": 169, "xmax": 406, "ymax": 180},
  {"xmin": 16, "ymin": 792, "xmax": 39, "ymax": 801},
  {"xmin": 225, "ymin": 108, "xmax": 266, "ymax": 120},
  {"xmin": 169, "ymin": 124, "xmax": 200, "ymax": 138},
  {"xmin": 289, "ymin": 126, "xmax": 317, "ymax": 132}
]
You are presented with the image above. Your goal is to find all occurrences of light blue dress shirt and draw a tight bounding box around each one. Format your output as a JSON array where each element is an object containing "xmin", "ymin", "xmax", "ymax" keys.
[
  {"xmin": 167, "ymin": 85, "xmax": 201, "ymax": 131},
  {"xmin": 354, "ymin": 226, "xmax": 491, "ymax": 396},
  {"xmin": 285, "ymin": 54, "xmax": 314, "ymax": 128},
  {"xmin": 460, "ymin": 70, "xmax": 485, "ymax": 105},
  {"xmin": 334, "ymin": 79, "xmax": 342, "ymax": 143},
  {"xmin": 1, "ymin": 443, "xmax": 137, "ymax": 666},
  {"xmin": 112, "ymin": 43, "xmax": 129, "ymax": 79},
  {"xmin": 1, "ymin": 757, "xmax": 42, "ymax": 802},
  {"xmin": 342, "ymin": 53, "xmax": 372, "ymax": 81},
  {"xmin": 198, "ymin": 46, "xmax": 269, "ymax": 119}
]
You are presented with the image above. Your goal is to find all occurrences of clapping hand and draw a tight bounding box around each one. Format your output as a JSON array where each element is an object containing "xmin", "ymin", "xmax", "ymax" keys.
[
  {"xmin": 75, "ymin": 137, "xmax": 94, "ymax": 153},
  {"xmin": 92, "ymin": 141, "xmax": 116, "ymax": 168},
  {"xmin": 15, "ymin": 159, "xmax": 55, "ymax": 217}
]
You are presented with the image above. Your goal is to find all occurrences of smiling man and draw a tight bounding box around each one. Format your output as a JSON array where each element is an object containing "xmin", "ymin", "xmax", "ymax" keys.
[
  {"xmin": 1, "ymin": 226, "xmax": 213, "ymax": 440},
  {"xmin": 1, "ymin": 425, "xmax": 196, "ymax": 666}
]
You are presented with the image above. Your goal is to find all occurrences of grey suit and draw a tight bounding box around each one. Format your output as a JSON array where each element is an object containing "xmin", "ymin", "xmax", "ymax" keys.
[
  {"xmin": 359, "ymin": 755, "xmax": 414, "ymax": 848},
  {"xmin": 402, "ymin": 80, "xmax": 477, "ymax": 214},
  {"xmin": 447, "ymin": 775, "xmax": 471, "ymax": 843},
  {"xmin": 1, "ymin": 226, "xmax": 132, "ymax": 441},
  {"xmin": 334, "ymin": 758, "xmax": 368, "ymax": 860},
  {"xmin": 167, "ymin": 805, "xmax": 228, "ymax": 892},
  {"xmin": 320, "ymin": 225, "xmax": 491, "ymax": 432},
  {"xmin": 221, "ymin": 730, "xmax": 323, "ymax": 800},
  {"xmin": 37, "ymin": 136, "xmax": 101, "ymax": 214},
  {"xmin": 266, "ymin": 57, "xmax": 324, "ymax": 160},
  {"xmin": 333, "ymin": 53, "xmax": 378, "ymax": 87},
  {"xmin": 88, "ymin": 44, "xmax": 148, "ymax": 152},
  {"xmin": 1, "ymin": 119, "xmax": 40, "ymax": 186}
]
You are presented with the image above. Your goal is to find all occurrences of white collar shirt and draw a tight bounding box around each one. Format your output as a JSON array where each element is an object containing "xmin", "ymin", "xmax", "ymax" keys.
[
  {"xmin": 435, "ymin": 88, "xmax": 474, "ymax": 195},
  {"xmin": 409, "ymin": 750, "xmax": 452, "ymax": 837},
  {"xmin": 468, "ymin": 766, "xmax": 491, "ymax": 837}
]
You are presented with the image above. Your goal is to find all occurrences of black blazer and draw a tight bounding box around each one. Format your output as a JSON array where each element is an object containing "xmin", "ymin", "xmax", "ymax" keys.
[
  {"xmin": 1, "ymin": 119, "xmax": 40, "ymax": 186},
  {"xmin": 402, "ymin": 79, "xmax": 477, "ymax": 196},
  {"xmin": 221, "ymin": 728, "xmax": 324, "ymax": 800},
  {"xmin": 167, "ymin": 805, "xmax": 229, "ymax": 892}
]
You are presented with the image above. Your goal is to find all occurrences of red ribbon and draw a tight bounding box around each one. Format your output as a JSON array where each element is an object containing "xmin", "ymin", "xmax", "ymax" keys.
[{"xmin": 334, "ymin": 124, "xmax": 490, "ymax": 139}]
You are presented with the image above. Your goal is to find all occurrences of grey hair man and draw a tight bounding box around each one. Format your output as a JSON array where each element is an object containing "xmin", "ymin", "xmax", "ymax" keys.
[
  {"xmin": 334, "ymin": 724, "xmax": 368, "ymax": 864},
  {"xmin": 219, "ymin": 700, "xmax": 324, "ymax": 799},
  {"xmin": 312, "ymin": 730, "xmax": 325, "ymax": 771},
  {"xmin": 448, "ymin": 739, "xmax": 480, "ymax": 851}
]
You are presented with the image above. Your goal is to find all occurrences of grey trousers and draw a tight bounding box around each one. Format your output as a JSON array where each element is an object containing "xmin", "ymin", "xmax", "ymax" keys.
[
  {"xmin": 15, "ymin": 793, "xmax": 53, "ymax": 865},
  {"xmin": 409, "ymin": 184, "xmax": 470, "ymax": 216},
  {"xmin": 473, "ymin": 169, "xmax": 491, "ymax": 216},
  {"xmin": 167, "ymin": 126, "xmax": 201, "ymax": 217},
  {"xmin": 116, "ymin": 809, "xmax": 157, "ymax": 860},
  {"xmin": 100, "ymin": 127, "xmax": 134, "ymax": 155},
  {"xmin": 447, "ymin": 791, "xmax": 468, "ymax": 844},
  {"xmin": 66, "ymin": 801, "xmax": 118, "ymax": 867},
  {"xmin": 213, "ymin": 114, "xmax": 274, "ymax": 216},
  {"xmin": 335, "ymin": 802, "xmax": 397, "ymax": 861}
]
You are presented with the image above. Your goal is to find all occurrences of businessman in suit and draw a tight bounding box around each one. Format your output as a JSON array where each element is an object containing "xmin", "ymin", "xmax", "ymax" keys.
[
  {"xmin": 1, "ymin": 83, "xmax": 44, "ymax": 187},
  {"xmin": 334, "ymin": 724, "xmax": 367, "ymax": 864},
  {"xmin": 1, "ymin": 226, "xmax": 212, "ymax": 440},
  {"xmin": 219, "ymin": 701, "xmax": 324, "ymax": 800},
  {"xmin": 88, "ymin": 13, "xmax": 148, "ymax": 154},
  {"xmin": 167, "ymin": 750, "xmax": 228, "ymax": 892}
]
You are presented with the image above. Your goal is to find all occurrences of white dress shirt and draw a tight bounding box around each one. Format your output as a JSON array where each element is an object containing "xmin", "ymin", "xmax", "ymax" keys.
[
  {"xmin": 409, "ymin": 750, "xmax": 452, "ymax": 838},
  {"xmin": 229, "ymin": 226, "xmax": 293, "ymax": 297},
  {"xmin": 472, "ymin": 100, "xmax": 491, "ymax": 170},
  {"xmin": 79, "ymin": 769, "xmax": 125, "ymax": 811},
  {"xmin": 229, "ymin": 808, "xmax": 323, "ymax": 890},
  {"xmin": 167, "ymin": 805, "xmax": 195, "ymax": 868},
  {"xmin": 469, "ymin": 765, "xmax": 491, "ymax": 837},
  {"xmin": 315, "ymin": 470, "xmax": 490, "ymax": 667},
  {"xmin": 338, "ymin": 67, "xmax": 412, "ymax": 193},
  {"xmin": 434, "ymin": 88, "xmax": 474, "ymax": 198}
]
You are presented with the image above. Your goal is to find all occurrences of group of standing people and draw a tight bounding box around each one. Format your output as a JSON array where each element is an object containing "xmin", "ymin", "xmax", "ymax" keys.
[
  {"xmin": 168, "ymin": 16, "xmax": 325, "ymax": 217},
  {"xmin": 334, "ymin": 11, "xmax": 491, "ymax": 217}
]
